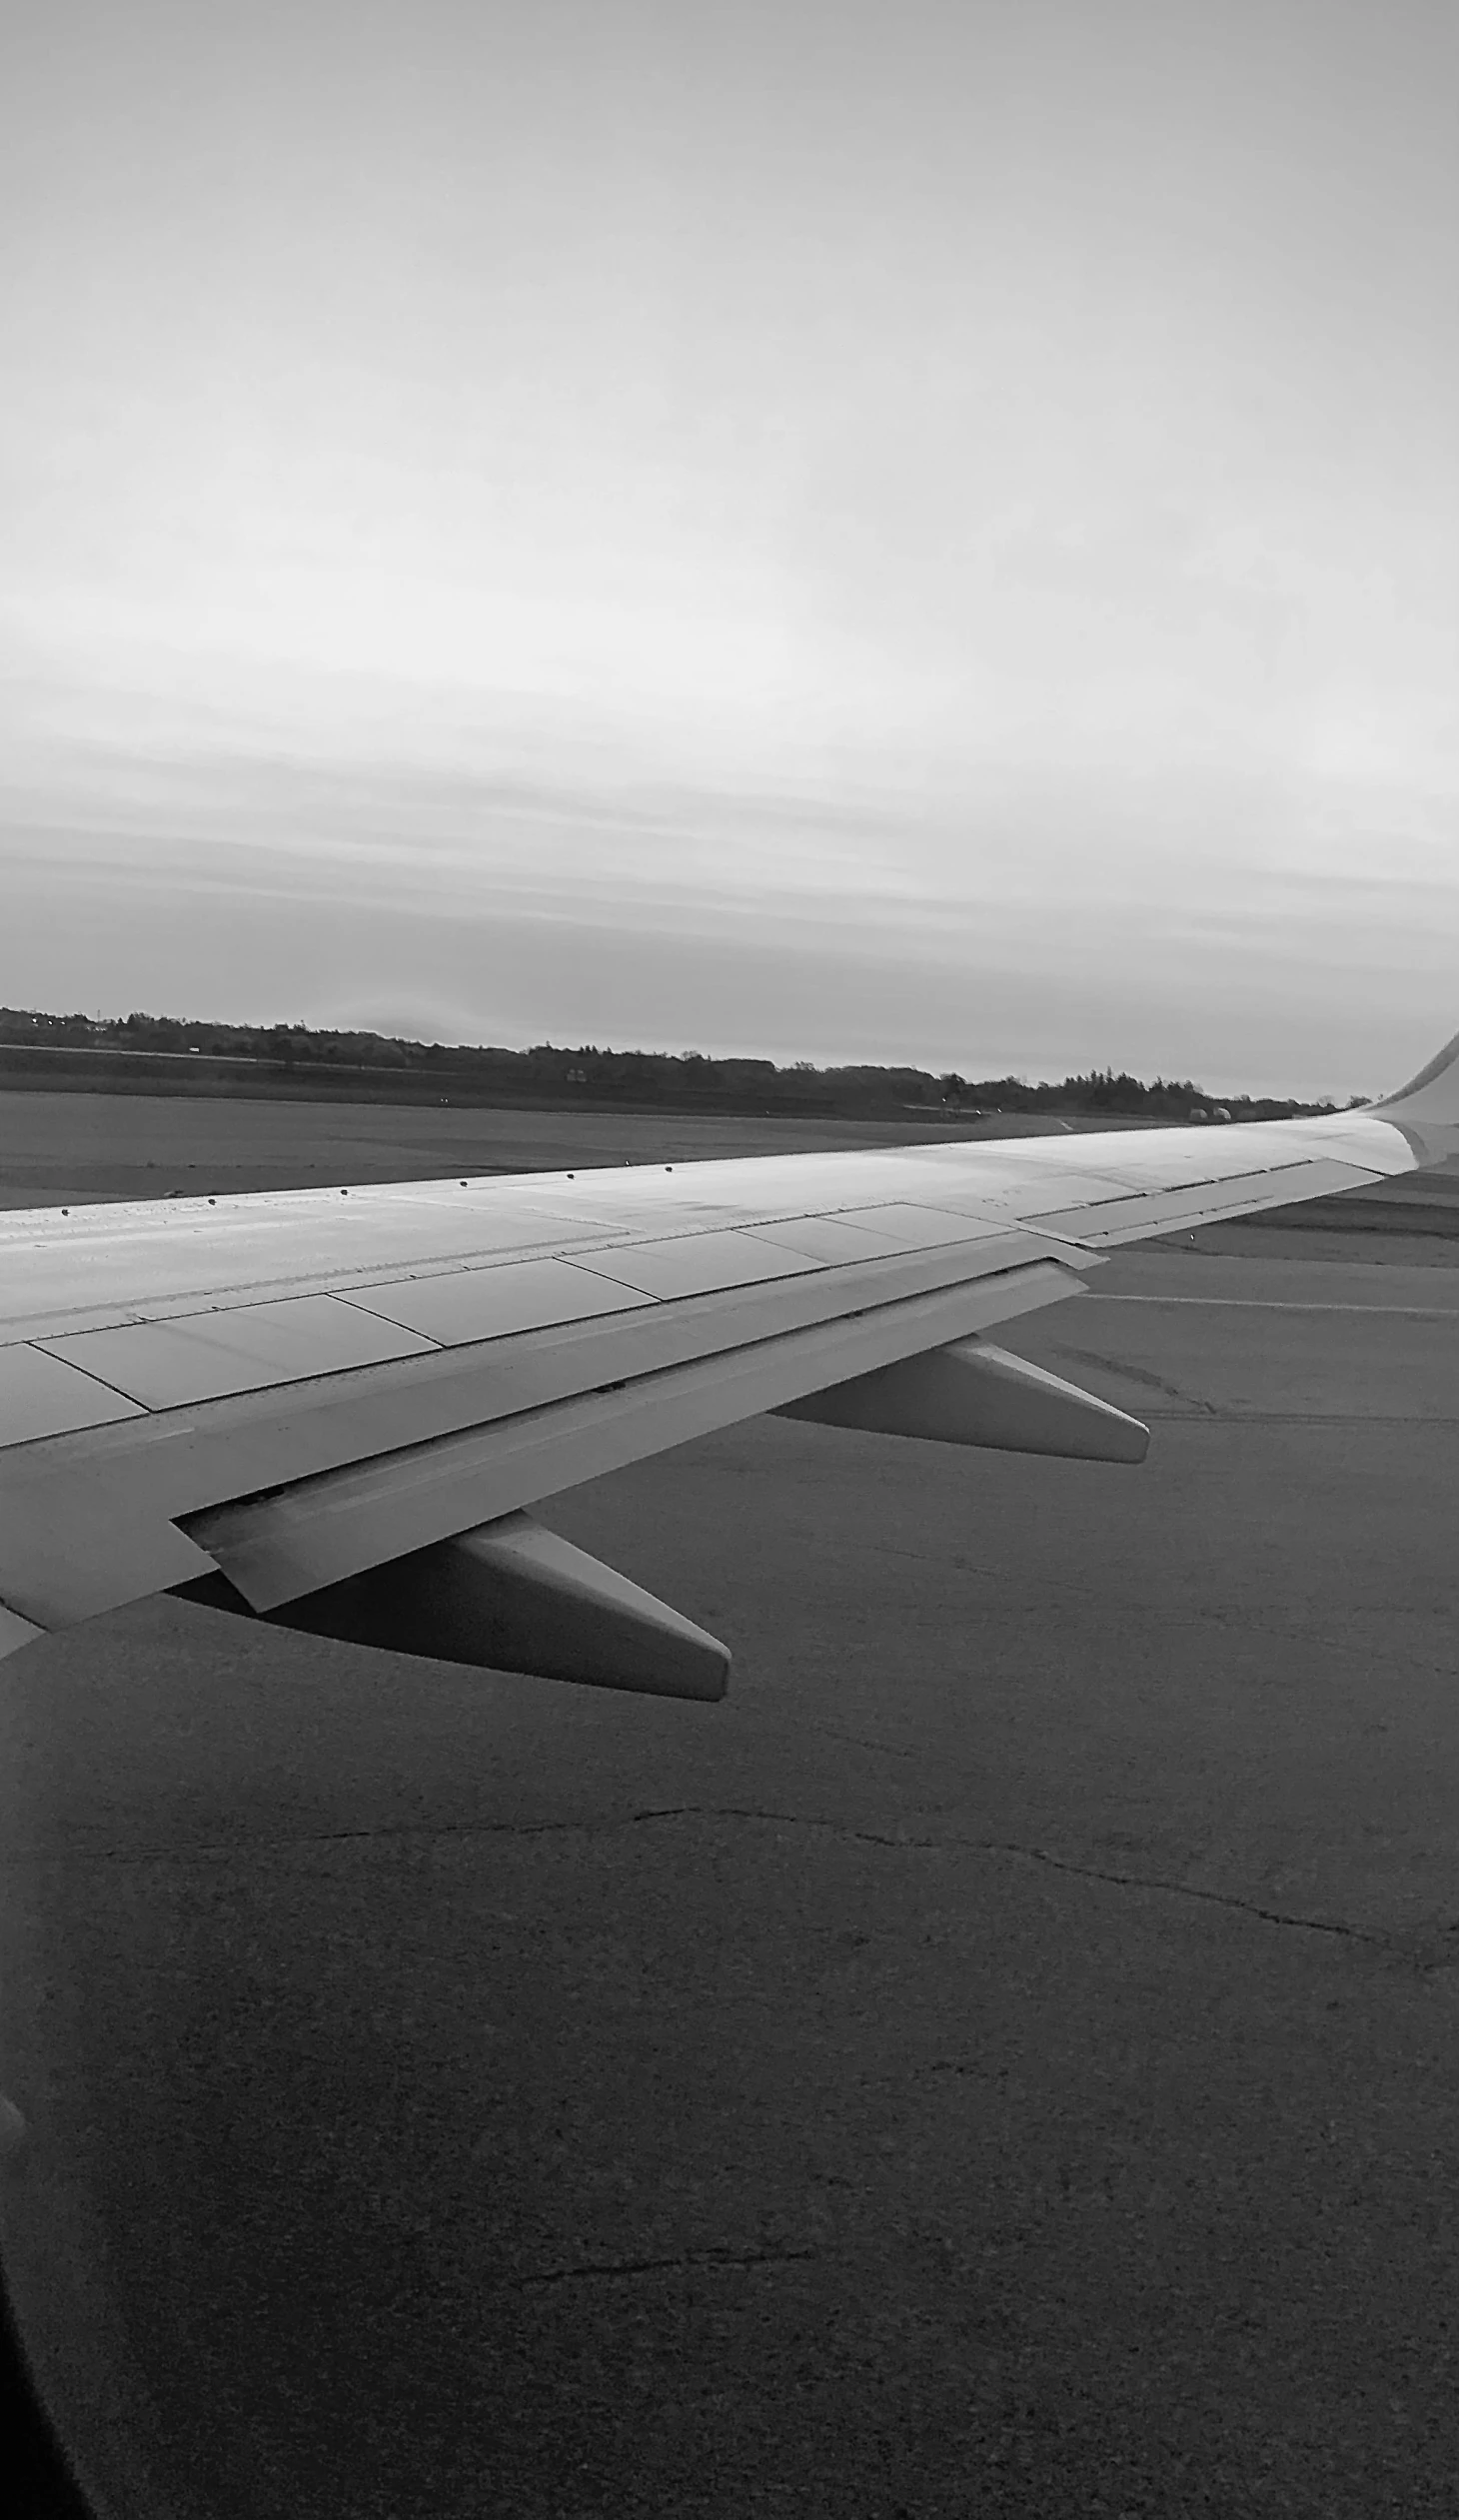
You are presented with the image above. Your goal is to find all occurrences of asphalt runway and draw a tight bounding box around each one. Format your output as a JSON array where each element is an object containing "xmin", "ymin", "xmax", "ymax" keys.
[{"xmin": 3, "ymin": 1241, "xmax": 1458, "ymax": 2516}]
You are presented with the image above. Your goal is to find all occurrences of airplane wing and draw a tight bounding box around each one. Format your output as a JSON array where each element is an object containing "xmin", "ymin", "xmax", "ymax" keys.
[{"xmin": 2, "ymin": 1030, "xmax": 1455, "ymax": 1696}]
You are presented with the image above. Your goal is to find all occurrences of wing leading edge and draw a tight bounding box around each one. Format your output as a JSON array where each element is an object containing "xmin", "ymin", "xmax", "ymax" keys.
[{"xmin": 2, "ymin": 1024, "xmax": 1454, "ymax": 1692}]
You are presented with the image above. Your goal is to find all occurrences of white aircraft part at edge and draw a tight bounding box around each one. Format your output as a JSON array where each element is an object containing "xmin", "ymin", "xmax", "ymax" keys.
[{"xmin": 1, "ymin": 1025, "xmax": 1455, "ymax": 1695}]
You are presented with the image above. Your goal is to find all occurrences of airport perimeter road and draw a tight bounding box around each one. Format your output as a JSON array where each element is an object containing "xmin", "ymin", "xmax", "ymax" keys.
[{"xmin": 3, "ymin": 1241, "xmax": 1458, "ymax": 2517}]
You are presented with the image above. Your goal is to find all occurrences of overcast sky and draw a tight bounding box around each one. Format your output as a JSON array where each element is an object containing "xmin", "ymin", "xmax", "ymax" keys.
[{"xmin": 3, "ymin": 0, "xmax": 1456, "ymax": 1095}]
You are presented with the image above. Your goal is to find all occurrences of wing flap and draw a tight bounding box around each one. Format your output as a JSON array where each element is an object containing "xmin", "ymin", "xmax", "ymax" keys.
[
  {"xmin": 554, "ymin": 1227, "xmax": 820, "ymax": 1299},
  {"xmin": 1025, "ymin": 1155, "xmax": 1382, "ymax": 1246},
  {"xmin": 180, "ymin": 1259, "xmax": 1084, "ymax": 1614},
  {"xmin": 1, "ymin": 1225, "xmax": 1078, "ymax": 1628},
  {"xmin": 41, "ymin": 1293, "xmax": 436, "ymax": 1408},
  {"xmin": 0, "ymin": 1343, "xmax": 145, "ymax": 1443},
  {"xmin": 338, "ymin": 1256, "xmax": 655, "ymax": 1342}
]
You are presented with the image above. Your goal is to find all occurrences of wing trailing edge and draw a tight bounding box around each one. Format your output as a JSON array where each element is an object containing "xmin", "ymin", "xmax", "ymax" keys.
[{"xmin": 169, "ymin": 1257, "xmax": 1082, "ymax": 1620}]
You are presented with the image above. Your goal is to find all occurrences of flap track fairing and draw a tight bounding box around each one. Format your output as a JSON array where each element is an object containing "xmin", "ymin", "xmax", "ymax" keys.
[
  {"xmin": 180, "ymin": 1510, "xmax": 730, "ymax": 1702},
  {"xmin": 775, "ymin": 1337, "xmax": 1149, "ymax": 1464}
]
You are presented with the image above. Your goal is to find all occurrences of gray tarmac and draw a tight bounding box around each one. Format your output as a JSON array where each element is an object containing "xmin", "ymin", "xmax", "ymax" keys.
[
  {"xmin": 3, "ymin": 1239, "xmax": 1459, "ymax": 2517},
  {"xmin": 0, "ymin": 1087, "xmax": 1071, "ymax": 1209}
]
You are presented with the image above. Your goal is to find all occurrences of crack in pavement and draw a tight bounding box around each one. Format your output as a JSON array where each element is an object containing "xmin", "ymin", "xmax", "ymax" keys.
[
  {"xmin": 808, "ymin": 1726, "xmax": 920, "ymax": 1762},
  {"xmin": 506, "ymin": 2243, "xmax": 819, "ymax": 2290},
  {"xmin": 857, "ymin": 1540, "xmax": 999, "ymax": 1575},
  {"xmin": 643, "ymin": 1814, "xmax": 1397, "ymax": 1948},
  {"xmin": 19, "ymin": 1803, "xmax": 1419, "ymax": 1953},
  {"xmin": 1000, "ymin": 1842, "xmax": 1391, "ymax": 1946},
  {"xmin": 0, "ymin": 1804, "xmax": 946, "ymax": 1867}
]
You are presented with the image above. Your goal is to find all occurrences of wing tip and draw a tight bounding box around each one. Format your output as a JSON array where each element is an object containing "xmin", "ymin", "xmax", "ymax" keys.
[
  {"xmin": 1377, "ymin": 1025, "xmax": 1459, "ymax": 1111},
  {"xmin": 1374, "ymin": 1024, "xmax": 1459, "ymax": 1159}
]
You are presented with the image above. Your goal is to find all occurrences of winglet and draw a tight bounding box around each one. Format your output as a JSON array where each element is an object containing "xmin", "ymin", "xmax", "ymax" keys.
[{"xmin": 1373, "ymin": 1026, "xmax": 1459, "ymax": 1163}]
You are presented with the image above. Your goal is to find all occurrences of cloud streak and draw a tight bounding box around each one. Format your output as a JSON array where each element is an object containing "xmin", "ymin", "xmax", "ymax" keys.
[{"xmin": 2, "ymin": 0, "xmax": 1457, "ymax": 1088}]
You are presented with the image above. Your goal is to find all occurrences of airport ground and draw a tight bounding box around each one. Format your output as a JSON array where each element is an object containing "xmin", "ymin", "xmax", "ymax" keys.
[
  {"xmin": 0, "ymin": 1083, "xmax": 1138, "ymax": 1208},
  {"xmin": 2, "ymin": 1092, "xmax": 1458, "ymax": 2517}
]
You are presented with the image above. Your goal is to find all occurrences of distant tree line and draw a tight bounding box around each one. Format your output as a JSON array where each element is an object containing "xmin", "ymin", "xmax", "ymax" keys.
[{"xmin": 0, "ymin": 1006, "xmax": 1362, "ymax": 1122}]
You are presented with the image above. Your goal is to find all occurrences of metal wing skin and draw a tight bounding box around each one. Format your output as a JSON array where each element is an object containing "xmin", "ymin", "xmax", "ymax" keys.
[{"xmin": 2, "ymin": 1028, "xmax": 1455, "ymax": 1691}]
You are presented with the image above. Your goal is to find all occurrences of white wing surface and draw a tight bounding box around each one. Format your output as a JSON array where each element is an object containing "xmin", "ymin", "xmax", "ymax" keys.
[{"xmin": 2, "ymin": 1030, "xmax": 1454, "ymax": 1693}]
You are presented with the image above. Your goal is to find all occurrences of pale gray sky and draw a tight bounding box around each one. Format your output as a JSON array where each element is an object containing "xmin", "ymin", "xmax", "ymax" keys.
[{"xmin": 3, "ymin": 0, "xmax": 1456, "ymax": 1094}]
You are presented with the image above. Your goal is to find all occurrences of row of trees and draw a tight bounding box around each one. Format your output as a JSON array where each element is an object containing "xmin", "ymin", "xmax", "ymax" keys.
[{"xmin": 0, "ymin": 1007, "xmax": 1353, "ymax": 1122}]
